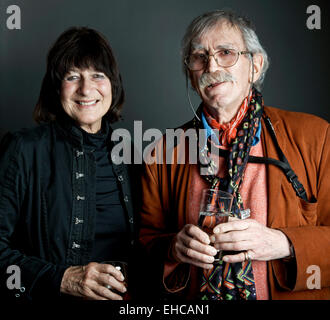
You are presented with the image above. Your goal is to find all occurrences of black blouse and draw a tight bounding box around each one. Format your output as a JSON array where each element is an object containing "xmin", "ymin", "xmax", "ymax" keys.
[{"xmin": 80, "ymin": 125, "xmax": 130, "ymax": 263}]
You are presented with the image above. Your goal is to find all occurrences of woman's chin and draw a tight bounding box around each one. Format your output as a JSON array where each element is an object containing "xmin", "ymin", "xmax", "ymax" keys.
[{"xmin": 77, "ymin": 119, "xmax": 102, "ymax": 133}]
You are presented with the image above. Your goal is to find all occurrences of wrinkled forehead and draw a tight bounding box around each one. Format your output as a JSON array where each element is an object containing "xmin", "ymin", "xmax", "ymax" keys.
[{"xmin": 191, "ymin": 20, "xmax": 244, "ymax": 51}]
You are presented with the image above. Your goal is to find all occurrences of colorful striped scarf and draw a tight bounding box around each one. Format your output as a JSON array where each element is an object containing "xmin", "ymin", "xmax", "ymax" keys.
[{"xmin": 195, "ymin": 88, "xmax": 264, "ymax": 300}]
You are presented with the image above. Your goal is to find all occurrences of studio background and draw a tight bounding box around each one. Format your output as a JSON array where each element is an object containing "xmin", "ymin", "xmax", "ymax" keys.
[{"xmin": 0, "ymin": 0, "xmax": 329, "ymax": 136}]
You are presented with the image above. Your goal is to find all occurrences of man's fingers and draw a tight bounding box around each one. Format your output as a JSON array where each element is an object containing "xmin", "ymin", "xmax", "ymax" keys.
[
  {"xmin": 184, "ymin": 224, "xmax": 210, "ymax": 244},
  {"xmin": 175, "ymin": 242, "xmax": 215, "ymax": 264},
  {"xmin": 215, "ymin": 240, "xmax": 254, "ymax": 252},
  {"xmin": 213, "ymin": 219, "xmax": 250, "ymax": 234},
  {"xmin": 213, "ymin": 230, "xmax": 252, "ymax": 243},
  {"xmin": 176, "ymin": 249, "xmax": 214, "ymax": 269},
  {"xmin": 180, "ymin": 233, "xmax": 217, "ymax": 256},
  {"xmin": 222, "ymin": 251, "xmax": 248, "ymax": 263}
]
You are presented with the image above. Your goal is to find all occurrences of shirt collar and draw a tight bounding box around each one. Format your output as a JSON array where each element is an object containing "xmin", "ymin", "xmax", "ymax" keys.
[{"xmin": 201, "ymin": 110, "xmax": 261, "ymax": 147}]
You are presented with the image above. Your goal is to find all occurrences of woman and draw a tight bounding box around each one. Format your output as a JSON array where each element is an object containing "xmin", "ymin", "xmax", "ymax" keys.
[{"xmin": 0, "ymin": 27, "xmax": 138, "ymax": 300}]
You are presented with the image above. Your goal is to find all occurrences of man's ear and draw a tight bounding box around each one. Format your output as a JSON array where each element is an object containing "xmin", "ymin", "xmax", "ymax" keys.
[{"xmin": 249, "ymin": 53, "xmax": 263, "ymax": 83}]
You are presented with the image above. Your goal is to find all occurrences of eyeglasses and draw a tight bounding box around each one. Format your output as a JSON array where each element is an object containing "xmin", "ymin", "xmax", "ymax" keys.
[{"xmin": 184, "ymin": 48, "xmax": 252, "ymax": 71}]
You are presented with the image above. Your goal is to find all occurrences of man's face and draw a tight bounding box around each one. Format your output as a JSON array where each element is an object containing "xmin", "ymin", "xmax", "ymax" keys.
[{"xmin": 189, "ymin": 22, "xmax": 252, "ymax": 114}]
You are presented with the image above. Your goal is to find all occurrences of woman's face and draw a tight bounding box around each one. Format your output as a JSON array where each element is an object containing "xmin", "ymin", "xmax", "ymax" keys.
[{"xmin": 60, "ymin": 67, "xmax": 112, "ymax": 133}]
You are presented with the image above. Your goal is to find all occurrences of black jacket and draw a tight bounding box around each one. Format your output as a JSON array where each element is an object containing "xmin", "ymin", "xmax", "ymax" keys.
[{"xmin": 0, "ymin": 119, "xmax": 140, "ymax": 300}]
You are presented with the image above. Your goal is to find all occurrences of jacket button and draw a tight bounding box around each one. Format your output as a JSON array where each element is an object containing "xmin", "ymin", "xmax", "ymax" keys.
[
  {"xmin": 124, "ymin": 195, "xmax": 129, "ymax": 202},
  {"xmin": 72, "ymin": 242, "xmax": 81, "ymax": 249},
  {"xmin": 76, "ymin": 172, "xmax": 85, "ymax": 179},
  {"xmin": 76, "ymin": 195, "xmax": 85, "ymax": 201},
  {"xmin": 20, "ymin": 287, "xmax": 25, "ymax": 292},
  {"xmin": 118, "ymin": 175, "xmax": 124, "ymax": 182},
  {"xmin": 75, "ymin": 217, "xmax": 84, "ymax": 224},
  {"xmin": 15, "ymin": 294, "xmax": 20, "ymax": 298},
  {"xmin": 129, "ymin": 217, "xmax": 133, "ymax": 224},
  {"xmin": 76, "ymin": 151, "xmax": 84, "ymax": 157}
]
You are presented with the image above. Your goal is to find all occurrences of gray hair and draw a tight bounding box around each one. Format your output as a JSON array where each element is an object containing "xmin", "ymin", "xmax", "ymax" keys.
[{"xmin": 181, "ymin": 10, "xmax": 269, "ymax": 91}]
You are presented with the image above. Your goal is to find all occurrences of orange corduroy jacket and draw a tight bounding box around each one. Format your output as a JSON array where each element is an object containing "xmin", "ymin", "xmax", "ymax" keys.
[{"xmin": 139, "ymin": 106, "xmax": 330, "ymax": 300}]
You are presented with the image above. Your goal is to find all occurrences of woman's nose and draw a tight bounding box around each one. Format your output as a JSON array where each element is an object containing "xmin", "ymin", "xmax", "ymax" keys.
[{"xmin": 78, "ymin": 78, "xmax": 93, "ymax": 96}]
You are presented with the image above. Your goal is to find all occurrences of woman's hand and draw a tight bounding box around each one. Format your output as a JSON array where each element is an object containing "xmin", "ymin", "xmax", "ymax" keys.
[
  {"xmin": 170, "ymin": 224, "xmax": 218, "ymax": 269},
  {"xmin": 211, "ymin": 218, "xmax": 291, "ymax": 263},
  {"xmin": 60, "ymin": 262, "xmax": 127, "ymax": 300}
]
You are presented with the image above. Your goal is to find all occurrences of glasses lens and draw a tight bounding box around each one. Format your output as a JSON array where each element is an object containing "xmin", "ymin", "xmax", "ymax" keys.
[
  {"xmin": 214, "ymin": 49, "xmax": 238, "ymax": 67},
  {"xmin": 187, "ymin": 49, "xmax": 240, "ymax": 70},
  {"xmin": 187, "ymin": 53, "xmax": 205, "ymax": 70}
]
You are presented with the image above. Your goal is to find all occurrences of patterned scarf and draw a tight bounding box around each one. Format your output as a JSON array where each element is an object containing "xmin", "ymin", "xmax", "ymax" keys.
[
  {"xmin": 194, "ymin": 88, "xmax": 264, "ymax": 300},
  {"xmin": 203, "ymin": 95, "xmax": 250, "ymax": 147}
]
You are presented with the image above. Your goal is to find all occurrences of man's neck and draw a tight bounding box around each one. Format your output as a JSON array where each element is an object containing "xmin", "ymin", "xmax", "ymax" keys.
[{"xmin": 204, "ymin": 103, "xmax": 241, "ymax": 124}]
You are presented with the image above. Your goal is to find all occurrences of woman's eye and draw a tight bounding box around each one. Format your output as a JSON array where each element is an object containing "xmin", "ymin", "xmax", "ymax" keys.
[
  {"xmin": 93, "ymin": 73, "xmax": 105, "ymax": 79},
  {"xmin": 65, "ymin": 75, "xmax": 79, "ymax": 81}
]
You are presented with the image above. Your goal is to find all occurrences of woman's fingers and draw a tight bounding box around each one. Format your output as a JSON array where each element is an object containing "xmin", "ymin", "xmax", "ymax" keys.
[
  {"xmin": 60, "ymin": 262, "xmax": 127, "ymax": 300},
  {"xmin": 98, "ymin": 271, "xmax": 127, "ymax": 294},
  {"xmin": 91, "ymin": 282, "xmax": 124, "ymax": 301},
  {"xmin": 98, "ymin": 263, "xmax": 125, "ymax": 282}
]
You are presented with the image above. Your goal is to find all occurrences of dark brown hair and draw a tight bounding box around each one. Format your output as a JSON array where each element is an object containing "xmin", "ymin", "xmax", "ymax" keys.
[{"xmin": 34, "ymin": 27, "xmax": 124, "ymax": 123}]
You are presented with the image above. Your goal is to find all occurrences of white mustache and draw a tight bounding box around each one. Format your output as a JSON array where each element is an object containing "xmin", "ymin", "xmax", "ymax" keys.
[{"xmin": 198, "ymin": 70, "xmax": 236, "ymax": 89}]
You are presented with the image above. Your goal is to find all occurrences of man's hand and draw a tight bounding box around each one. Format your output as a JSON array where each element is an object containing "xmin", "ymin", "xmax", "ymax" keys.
[
  {"xmin": 211, "ymin": 218, "xmax": 291, "ymax": 263},
  {"xmin": 171, "ymin": 224, "xmax": 218, "ymax": 269},
  {"xmin": 60, "ymin": 262, "xmax": 127, "ymax": 300}
]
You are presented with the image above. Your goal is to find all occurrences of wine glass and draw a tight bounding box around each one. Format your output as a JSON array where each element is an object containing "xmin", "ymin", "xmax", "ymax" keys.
[{"xmin": 198, "ymin": 189, "xmax": 234, "ymax": 263}]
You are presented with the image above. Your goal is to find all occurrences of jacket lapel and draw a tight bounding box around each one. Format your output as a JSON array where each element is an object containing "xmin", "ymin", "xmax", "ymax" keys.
[{"xmin": 262, "ymin": 111, "xmax": 287, "ymax": 227}]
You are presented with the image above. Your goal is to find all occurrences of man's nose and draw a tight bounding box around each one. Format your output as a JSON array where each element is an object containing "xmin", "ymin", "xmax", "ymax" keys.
[{"xmin": 205, "ymin": 55, "xmax": 220, "ymax": 73}]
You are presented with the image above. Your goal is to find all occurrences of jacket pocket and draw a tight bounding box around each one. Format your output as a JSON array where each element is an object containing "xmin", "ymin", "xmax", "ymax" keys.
[{"xmin": 298, "ymin": 197, "xmax": 318, "ymax": 226}]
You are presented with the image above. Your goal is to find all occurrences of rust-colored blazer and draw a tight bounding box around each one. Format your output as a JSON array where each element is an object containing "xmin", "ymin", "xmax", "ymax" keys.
[{"xmin": 139, "ymin": 106, "xmax": 330, "ymax": 300}]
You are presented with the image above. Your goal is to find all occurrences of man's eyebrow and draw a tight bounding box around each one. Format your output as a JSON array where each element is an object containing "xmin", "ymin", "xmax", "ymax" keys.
[
  {"xmin": 191, "ymin": 42, "xmax": 236, "ymax": 51},
  {"xmin": 215, "ymin": 44, "xmax": 235, "ymax": 50},
  {"xmin": 191, "ymin": 42, "xmax": 204, "ymax": 51}
]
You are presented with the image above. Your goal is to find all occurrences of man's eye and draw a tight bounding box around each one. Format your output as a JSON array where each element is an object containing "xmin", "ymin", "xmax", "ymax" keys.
[
  {"xmin": 219, "ymin": 49, "xmax": 233, "ymax": 56},
  {"xmin": 192, "ymin": 53, "xmax": 206, "ymax": 60}
]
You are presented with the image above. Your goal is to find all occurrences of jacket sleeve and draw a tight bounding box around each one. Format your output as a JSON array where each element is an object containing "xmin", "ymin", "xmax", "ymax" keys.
[
  {"xmin": 138, "ymin": 154, "xmax": 190, "ymax": 297},
  {"xmin": 273, "ymin": 124, "xmax": 330, "ymax": 292},
  {"xmin": 0, "ymin": 133, "xmax": 67, "ymax": 300}
]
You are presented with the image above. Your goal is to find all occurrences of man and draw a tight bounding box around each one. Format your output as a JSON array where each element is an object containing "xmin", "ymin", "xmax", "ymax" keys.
[{"xmin": 139, "ymin": 10, "xmax": 329, "ymax": 300}]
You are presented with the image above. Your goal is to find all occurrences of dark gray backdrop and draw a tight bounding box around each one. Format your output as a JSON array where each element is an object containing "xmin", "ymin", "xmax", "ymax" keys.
[{"xmin": 0, "ymin": 0, "xmax": 329, "ymax": 135}]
